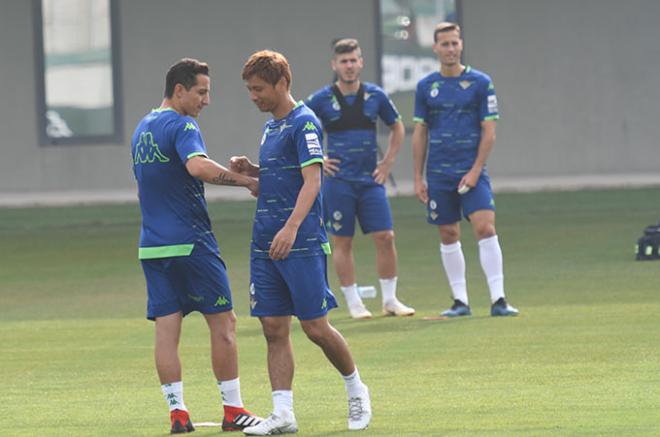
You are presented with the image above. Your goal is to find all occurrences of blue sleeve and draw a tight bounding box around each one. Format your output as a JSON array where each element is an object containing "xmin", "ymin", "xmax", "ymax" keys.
[
  {"xmin": 174, "ymin": 118, "xmax": 207, "ymax": 162},
  {"xmin": 413, "ymin": 80, "xmax": 428, "ymax": 124},
  {"xmin": 480, "ymin": 77, "xmax": 500, "ymax": 121},
  {"xmin": 294, "ymin": 115, "xmax": 325, "ymax": 168},
  {"xmin": 305, "ymin": 91, "xmax": 321, "ymax": 114},
  {"xmin": 376, "ymin": 89, "xmax": 401, "ymax": 126}
]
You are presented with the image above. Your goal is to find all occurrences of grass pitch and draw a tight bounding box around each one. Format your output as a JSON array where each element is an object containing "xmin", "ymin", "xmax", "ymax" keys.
[{"xmin": 1, "ymin": 188, "xmax": 659, "ymax": 436}]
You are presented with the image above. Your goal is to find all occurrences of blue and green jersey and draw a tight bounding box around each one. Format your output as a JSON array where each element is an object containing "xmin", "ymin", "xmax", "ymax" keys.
[
  {"xmin": 131, "ymin": 108, "xmax": 218, "ymax": 259},
  {"xmin": 305, "ymin": 82, "xmax": 400, "ymax": 185},
  {"xmin": 414, "ymin": 66, "xmax": 499, "ymax": 186},
  {"xmin": 252, "ymin": 103, "xmax": 329, "ymax": 258}
]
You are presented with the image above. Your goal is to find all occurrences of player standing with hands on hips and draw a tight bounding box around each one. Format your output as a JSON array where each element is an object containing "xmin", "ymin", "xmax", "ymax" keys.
[
  {"xmin": 412, "ymin": 23, "xmax": 519, "ymax": 317},
  {"xmin": 306, "ymin": 38, "xmax": 414, "ymax": 320},
  {"xmin": 232, "ymin": 50, "xmax": 371, "ymax": 435}
]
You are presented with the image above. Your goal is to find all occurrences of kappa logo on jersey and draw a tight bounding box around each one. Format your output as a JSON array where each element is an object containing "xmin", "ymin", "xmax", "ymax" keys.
[
  {"xmin": 184, "ymin": 122, "xmax": 198, "ymax": 131},
  {"xmin": 303, "ymin": 121, "xmax": 317, "ymax": 132},
  {"xmin": 305, "ymin": 132, "xmax": 322, "ymax": 155},
  {"xmin": 134, "ymin": 131, "xmax": 170, "ymax": 164},
  {"xmin": 487, "ymin": 95, "xmax": 499, "ymax": 114},
  {"xmin": 459, "ymin": 80, "xmax": 473, "ymax": 90}
]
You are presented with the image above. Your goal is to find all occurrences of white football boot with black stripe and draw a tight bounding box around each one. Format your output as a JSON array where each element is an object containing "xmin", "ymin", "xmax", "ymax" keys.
[{"xmin": 243, "ymin": 409, "xmax": 298, "ymax": 435}]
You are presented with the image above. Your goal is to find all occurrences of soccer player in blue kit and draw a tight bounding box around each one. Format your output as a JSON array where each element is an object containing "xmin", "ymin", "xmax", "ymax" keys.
[
  {"xmin": 231, "ymin": 50, "xmax": 371, "ymax": 435},
  {"xmin": 412, "ymin": 23, "xmax": 519, "ymax": 317},
  {"xmin": 305, "ymin": 39, "xmax": 414, "ymax": 320},
  {"xmin": 131, "ymin": 58, "xmax": 262, "ymax": 433}
]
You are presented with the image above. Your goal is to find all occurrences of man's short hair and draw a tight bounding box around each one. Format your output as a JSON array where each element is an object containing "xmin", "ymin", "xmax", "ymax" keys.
[
  {"xmin": 333, "ymin": 38, "xmax": 361, "ymax": 57},
  {"xmin": 241, "ymin": 50, "xmax": 292, "ymax": 89},
  {"xmin": 433, "ymin": 22, "xmax": 461, "ymax": 42},
  {"xmin": 164, "ymin": 58, "xmax": 209, "ymax": 98}
]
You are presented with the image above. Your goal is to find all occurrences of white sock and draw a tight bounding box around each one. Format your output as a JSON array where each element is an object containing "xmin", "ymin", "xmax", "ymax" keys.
[
  {"xmin": 272, "ymin": 390, "xmax": 293, "ymax": 415},
  {"xmin": 379, "ymin": 276, "xmax": 397, "ymax": 304},
  {"xmin": 440, "ymin": 242, "xmax": 468, "ymax": 305},
  {"xmin": 341, "ymin": 283, "xmax": 363, "ymax": 308},
  {"xmin": 162, "ymin": 381, "xmax": 187, "ymax": 412},
  {"xmin": 478, "ymin": 235, "xmax": 505, "ymax": 303},
  {"xmin": 342, "ymin": 368, "xmax": 366, "ymax": 398},
  {"xmin": 218, "ymin": 377, "xmax": 244, "ymax": 408}
]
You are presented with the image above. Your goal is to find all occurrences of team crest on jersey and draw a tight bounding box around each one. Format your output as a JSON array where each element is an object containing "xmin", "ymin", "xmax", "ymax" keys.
[
  {"xmin": 459, "ymin": 80, "xmax": 473, "ymax": 90},
  {"xmin": 331, "ymin": 95, "xmax": 340, "ymax": 111},
  {"xmin": 430, "ymin": 82, "xmax": 440, "ymax": 97},
  {"xmin": 333, "ymin": 210, "xmax": 343, "ymax": 221},
  {"xmin": 429, "ymin": 200, "xmax": 437, "ymax": 210}
]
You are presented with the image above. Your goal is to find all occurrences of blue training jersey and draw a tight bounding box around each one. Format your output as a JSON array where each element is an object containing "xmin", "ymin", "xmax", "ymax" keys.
[
  {"xmin": 251, "ymin": 102, "xmax": 330, "ymax": 258},
  {"xmin": 414, "ymin": 66, "xmax": 499, "ymax": 185},
  {"xmin": 306, "ymin": 82, "xmax": 400, "ymax": 184},
  {"xmin": 131, "ymin": 108, "xmax": 219, "ymax": 259}
]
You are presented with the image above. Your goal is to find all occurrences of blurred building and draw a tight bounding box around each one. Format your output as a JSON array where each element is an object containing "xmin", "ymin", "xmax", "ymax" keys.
[{"xmin": 1, "ymin": 0, "xmax": 659, "ymax": 204}]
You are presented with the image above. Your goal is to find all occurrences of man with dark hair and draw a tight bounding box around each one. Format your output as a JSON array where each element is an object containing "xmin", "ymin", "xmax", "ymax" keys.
[
  {"xmin": 233, "ymin": 50, "xmax": 371, "ymax": 435},
  {"xmin": 131, "ymin": 57, "xmax": 261, "ymax": 434},
  {"xmin": 305, "ymin": 38, "xmax": 414, "ymax": 319},
  {"xmin": 412, "ymin": 23, "xmax": 519, "ymax": 317}
]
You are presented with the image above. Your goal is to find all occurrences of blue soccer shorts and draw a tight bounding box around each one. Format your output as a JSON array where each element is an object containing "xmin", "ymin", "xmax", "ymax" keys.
[
  {"xmin": 426, "ymin": 175, "xmax": 496, "ymax": 225},
  {"xmin": 323, "ymin": 177, "xmax": 393, "ymax": 236},
  {"xmin": 249, "ymin": 254, "xmax": 338, "ymax": 321},
  {"xmin": 141, "ymin": 252, "xmax": 233, "ymax": 320}
]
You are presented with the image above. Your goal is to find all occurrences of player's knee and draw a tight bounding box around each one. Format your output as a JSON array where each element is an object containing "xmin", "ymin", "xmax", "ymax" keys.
[
  {"xmin": 261, "ymin": 319, "xmax": 289, "ymax": 344},
  {"xmin": 301, "ymin": 321, "xmax": 329, "ymax": 346},
  {"xmin": 439, "ymin": 227, "xmax": 460, "ymax": 243},
  {"xmin": 475, "ymin": 224, "xmax": 496, "ymax": 240},
  {"xmin": 373, "ymin": 230, "xmax": 394, "ymax": 247}
]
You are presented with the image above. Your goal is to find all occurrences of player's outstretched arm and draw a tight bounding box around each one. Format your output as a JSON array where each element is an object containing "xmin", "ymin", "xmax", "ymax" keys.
[
  {"xmin": 412, "ymin": 122, "xmax": 429, "ymax": 204},
  {"xmin": 186, "ymin": 155, "xmax": 258, "ymax": 197},
  {"xmin": 269, "ymin": 163, "xmax": 321, "ymax": 260}
]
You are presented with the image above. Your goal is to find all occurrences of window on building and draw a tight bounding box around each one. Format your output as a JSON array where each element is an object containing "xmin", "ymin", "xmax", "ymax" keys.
[
  {"xmin": 34, "ymin": 0, "xmax": 122, "ymax": 145},
  {"xmin": 379, "ymin": 0, "xmax": 459, "ymax": 129}
]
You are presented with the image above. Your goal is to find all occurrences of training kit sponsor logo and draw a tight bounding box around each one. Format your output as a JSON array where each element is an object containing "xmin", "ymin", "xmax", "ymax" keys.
[
  {"xmin": 305, "ymin": 133, "xmax": 322, "ymax": 155},
  {"xmin": 488, "ymin": 95, "xmax": 498, "ymax": 113}
]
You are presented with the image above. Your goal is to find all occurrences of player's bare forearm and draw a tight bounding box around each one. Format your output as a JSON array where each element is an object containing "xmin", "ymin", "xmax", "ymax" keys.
[
  {"xmin": 186, "ymin": 156, "xmax": 258, "ymax": 195},
  {"xmin": 374, "ymin": 119, "xmax": 404, "ymax": 184},
  {"xmin": 461, "ymin": 121, "xmax": 495, "ymax": 188},
  {"xmin": 412, "ymin": 123, "xmax": 429, "ymax": 203},
  {"xmin": 412, "ymin": 123, "xmax": 429, "ymax": 183}
]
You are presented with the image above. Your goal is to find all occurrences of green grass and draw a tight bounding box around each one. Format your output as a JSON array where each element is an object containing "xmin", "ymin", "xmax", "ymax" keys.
[{"xmin": 1, "ymin": 189, "xmax": 660, "ymax": 436}]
